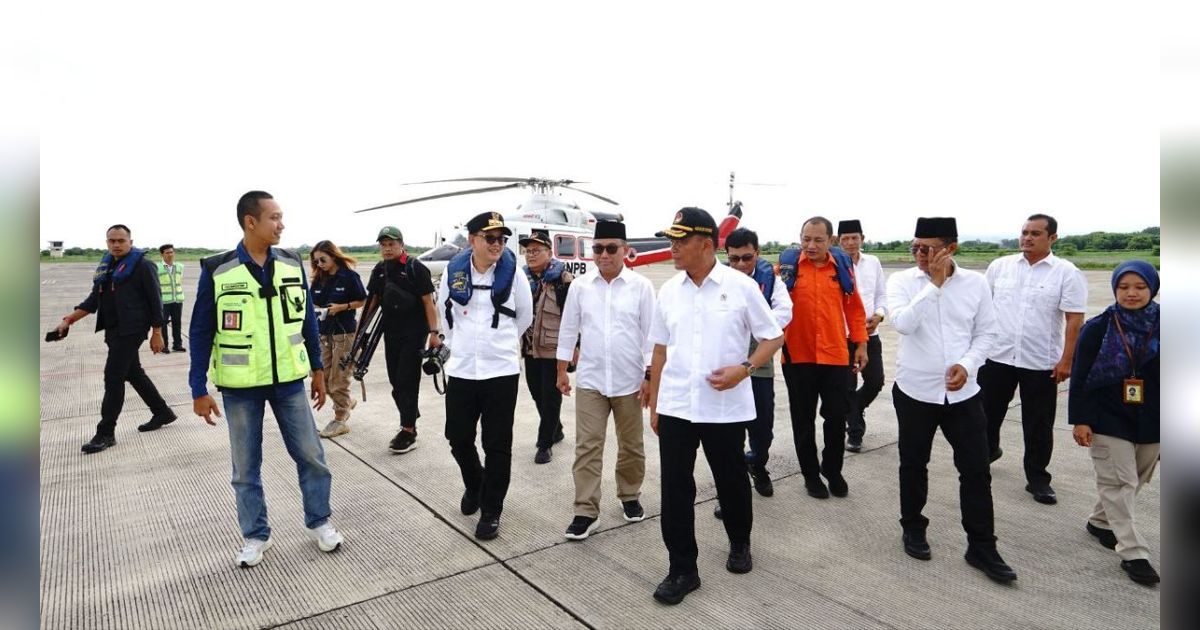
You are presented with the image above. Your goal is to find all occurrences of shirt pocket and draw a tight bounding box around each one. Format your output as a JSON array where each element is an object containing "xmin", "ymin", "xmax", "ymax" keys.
[{"xmin": 1029, "ymin": 283, "xmax": 1060, "ymax": 310}]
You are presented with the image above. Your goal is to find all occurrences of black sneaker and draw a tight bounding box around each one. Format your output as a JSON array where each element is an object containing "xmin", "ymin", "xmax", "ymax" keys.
[
  {"xmin": 805, "ymin": 476, "xmax": 830, "ymax": 499},
  {"xmin": 751, "ymin": 465, "xmax": 774, "ymax": 497},
  {"xmin": 989, "ymin": 447, "xmax": 1003, "ymax": 463},
  {"xmin": 824, "ymin": 473, "xmax": 849, "ymax": 498},
  {"xmin": 475, "ymin": 513, "xmax": 500, "ymax": 540},
  {"xmin": 726, "ymin": 542, "xmax": 752, "ymax": 574},
  {"xmin": 622, "ymin": 499, "xmax": 646, "ymax": 522},
  {"xmin": 81, "ymin": 434, "xmax": 116, "ymax": 454},
  {"xmin": 1120, "ymin": 559, "xmax": 1160, "ymax": 585},
  {"xmin": 653, "ymin": 572, "xmax": 700, "ymax": 605},
  {"xmin": 564, "ymin": 515, "xmax": 599, "ymax": 540},
  {"xmin": 460, "ymin": 488, "xmax": 481, "ymax": 516},
  {"xmin": 1086, "ymin": 522, "xmax": 1118, "ymax": 550},
  {"xmin": 389, "ymin": 429, "xmax": 418, "ymax": 454},
  {"xmin": 534, "ymin": 446, "xmax": 552, "ymax": 464},
  {"xmin": 137, "ymin": 412, "xmax": 178, "ymax": 432}
]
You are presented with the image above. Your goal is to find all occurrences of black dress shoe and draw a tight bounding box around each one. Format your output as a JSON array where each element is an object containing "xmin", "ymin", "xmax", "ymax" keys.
[
  {"xmin": 81, "ymin": 434, "xmax": 116, "ymax": 454},
  {"xmin": 653, "ymin": 572, "xmax": 701, "ymax": 605},
  {"xmin": 846, "ymin": 439, "xmax": 863, "ymax": 453},
  {"xmin": 713, "ymin": 504, "xmax": 723, "ymax": 520},
  {"xmin": 1121, "ymin": 559, "xmax": 1160, "ymax": 585},
  {"xmin": 160, "ymin": 347, "xmax": 170, "ymax": 354},
  {"xmin": 553, "ymin": 426, "xmax": 565, "ymax": 444},
  {"xmin": 824, "ymin": 473, "xmax": 849, "ymax": 498},
  {"xmin": 751, "ymin": 465, "xmax": 774, "ymax": 497},
  {"xmin": 1025, "ymin": 483, "xmax": 1057, "ymax": 505},
  {"xmin": 534, "ymin": 447, "xmax": 552, "ymax": 464},
  {"xmin": 1086, "ymin": 522, "xmax": 1118, "ymax": 550},
  {"xmin": 726, "ymin": 542, "xmax": 753, "ymax": 574},
  {"xmin": 137, "ymin": 412, "xmax": 178, "ymax": 432},
  {"xmin": 902, "ymin": 531, "xmax": 931, "ymax": 560},
  {"xmin": 805, "ymin": 476, "xmax": 830, "ymax": 499},
  {"xmin": 989, "ymin": 447, "xmax": 1003, "ymax": 463},
  {"xmin": 474, "ymin": 513, "xmax": 500, "ymax": 540},
  {"xmin": 460, "ymin": 488, "xmax": 481, "ymax": 516},
  {"xmin": 965, "ymin": 546, "xmax": 1017, "ymax": 583},
  {"xmin": 173, "ymin": 346, "xmax": 186, "ymax": 353}
]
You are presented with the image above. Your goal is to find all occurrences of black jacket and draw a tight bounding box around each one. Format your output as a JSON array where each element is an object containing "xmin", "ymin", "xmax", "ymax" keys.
[
  {"xmin": 76, "ymin": 256, "xmax": 165, "ymax": 337},
  {"xmin": 1068, "ymin": 311, "xmax": 1159, "ymax": 444}
]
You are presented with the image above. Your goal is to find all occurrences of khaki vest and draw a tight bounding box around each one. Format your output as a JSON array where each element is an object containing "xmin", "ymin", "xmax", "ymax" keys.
[{"xmin": 523, "ymin": 270, "xmax": 573, "ymax": 359}]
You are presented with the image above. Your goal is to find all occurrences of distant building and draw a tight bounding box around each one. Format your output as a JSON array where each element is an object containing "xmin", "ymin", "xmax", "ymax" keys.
[{"xmin": 47, "ymin": 240, "xmax": 64, "ymax": 258}]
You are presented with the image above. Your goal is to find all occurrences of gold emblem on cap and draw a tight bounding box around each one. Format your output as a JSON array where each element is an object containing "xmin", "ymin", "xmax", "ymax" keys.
[{"xmin": 674, "ymin": 211, "xmax": 683, "ymax": 222}]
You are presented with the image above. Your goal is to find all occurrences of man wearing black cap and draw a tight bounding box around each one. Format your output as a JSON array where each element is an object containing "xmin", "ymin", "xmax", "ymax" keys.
[
  {"xmin": 887, "ymin": 217, "xmax": 1016, "ymax": 583},
  {"xmin": 519, "ymin": 228, "xmax": 574, "ymax": 464},
  {"xmin": 647, "ymin": 207, "xmax": 785, "ymax": 605},
  {"xmin": 437, "ymin": 212, "xmax": 533, "ymax": 540},
  {"xmin": 837, "ymin": 219, "xmax": 888, "ymax": 453},
  {"xmin": 366, "ymin": 225, "xmax": 441, "ymax": 454},
  {"xmin": 556, "ymin": 220, "xmax": 654, "ymax": 540}
]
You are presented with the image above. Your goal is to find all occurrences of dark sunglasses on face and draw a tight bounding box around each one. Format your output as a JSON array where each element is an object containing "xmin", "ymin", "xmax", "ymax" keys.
[
  {"xmin": 313, "ymin": 256, "xmax": 330, "ymax": 264},
  {"xmin": 910, "ymin": 244, "xmax": 942, "ymax": 255},
  {"xmin": 726, "ymin": 253, "xmax": 756, "ymax": 264},
  {"xmin": 478, "ymin": 233, "xmax": 508, "ymax": 245},
  {"xmin": 592, "ymin": 244, "xmax": 621, "ymax": 255}
]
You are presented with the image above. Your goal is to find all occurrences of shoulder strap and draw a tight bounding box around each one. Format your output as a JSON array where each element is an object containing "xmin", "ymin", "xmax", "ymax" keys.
[{"xmin": 779, "ymin": 248, "xmax": 800, "ymax": 291}]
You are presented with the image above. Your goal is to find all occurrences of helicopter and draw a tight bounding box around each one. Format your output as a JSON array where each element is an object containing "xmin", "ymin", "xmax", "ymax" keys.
[{"xmin": 353, "ymin": 176, "xmax": 748, "ymax": 279}]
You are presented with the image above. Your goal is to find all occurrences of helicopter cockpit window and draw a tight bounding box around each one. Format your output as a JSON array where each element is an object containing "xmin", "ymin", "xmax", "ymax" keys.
[
  {"xmin": 578, "ymin": 237, "xmax": 593, "ymax": 261},
  {"xmin": 554, "ymin": 235, "xmax": 576, "ymax": 260}
]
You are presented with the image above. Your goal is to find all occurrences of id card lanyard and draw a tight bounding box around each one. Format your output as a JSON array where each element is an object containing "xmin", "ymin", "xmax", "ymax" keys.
[{"xmin": 1112, "ymin": 315, "xmax": 1155, "ymax": 405}]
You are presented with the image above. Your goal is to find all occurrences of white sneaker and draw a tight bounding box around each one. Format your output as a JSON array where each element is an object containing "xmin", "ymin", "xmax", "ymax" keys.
[
  {"xmin": 310, "ymin": 523, "xmax": 344, "ymax": 552},
  {"xmin": 237, "ymin": 537, "xmax": 273, "ymax": 568}
]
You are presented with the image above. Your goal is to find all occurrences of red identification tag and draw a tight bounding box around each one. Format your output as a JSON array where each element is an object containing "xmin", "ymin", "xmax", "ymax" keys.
[
  {"xmin": 1123, "ymin": 378, "xmax": 1144, "ymax": 405},
  {"xmin": 223, "ymin": 311, "xmax": 242, "ymax": 330}
]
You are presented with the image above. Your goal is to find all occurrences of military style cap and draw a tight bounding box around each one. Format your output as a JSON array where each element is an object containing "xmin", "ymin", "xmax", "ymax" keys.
[
  {"xmin": 519, "ymin": 228, "xmax": 552, "ymax": 248},
  {"xmin": 466, "ymin": 211, "xmax": 513, "ymax": 236},
  {"xmin": 656, "ymin": 207, "xmax": 717, "ymax": 239}
]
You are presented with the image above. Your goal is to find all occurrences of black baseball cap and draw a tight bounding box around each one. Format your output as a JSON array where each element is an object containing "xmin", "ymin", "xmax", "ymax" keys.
[
  {"xmin": 656, "ymin": 207, "xmax": 717, "ymax": 240},
  {"xmin": 466, "ymin": 211, "xmax": 513, "ymax": 236}
]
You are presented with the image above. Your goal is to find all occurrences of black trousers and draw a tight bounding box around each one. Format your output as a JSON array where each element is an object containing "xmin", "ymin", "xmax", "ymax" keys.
[
  {"xmin": 162, "ymin": 302, "xmax": 184, "ymax": 348},
  {"xmin": 445, "ymin": 374, "xmax": 519, "ymax": 517},
  {"xmin": 658, "ymin": 414, "xmax": 752, "ymax": 577},
  {"xmin": 978, "ymin": 359, "xmax": 1058, "ymax": 485},
  {"xmin": 523, "ymin": 357, "xmax": 563, "ymax": 448},
  {"xmin": 782, "ymin": 362, "xmax": 851, "ymax": 479},
  {"xmin": 845, "ymin": 336, "xmax": 884, "ymax": 442},
  {"xmin": 892, "ymin": 384, "xmax": 997, "ymax": 548},
  {"xmin": 97, "ymin": 333, "xmax": 171, "ymax": 437},
  {"xmin": 745, "ymin": 376, "xmax": 775, "ymax": 467},
  {"xmin": 384, "ymin": 333, "xmax": 425, "ymax": 430}
]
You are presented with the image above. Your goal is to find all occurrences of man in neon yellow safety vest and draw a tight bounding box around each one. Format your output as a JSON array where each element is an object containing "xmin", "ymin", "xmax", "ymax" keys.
[
  {"xmin": 156, "ymin": 243, "xmax": 186, "ymax": 353},
  {"xmin": 188, "ymin": 190, "xmax": 343, "ymax": 569}
]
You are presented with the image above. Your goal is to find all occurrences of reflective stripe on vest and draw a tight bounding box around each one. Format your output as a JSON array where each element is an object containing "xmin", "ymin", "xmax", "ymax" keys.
[
  {"xmin": 207, "ymin": 250, "xmax": 309, "ymax": 388},
  {"xmin": 157, "ymin": 262, "xmax": 185, "ymax": 303}
]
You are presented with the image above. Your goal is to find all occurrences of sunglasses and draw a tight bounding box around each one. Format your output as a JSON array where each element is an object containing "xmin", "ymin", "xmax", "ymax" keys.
[
  {"xmin": 313, "ymin": 256, "xmax": 330, "ymax": 264},
  {"xmin": 477, "ymin": 233, "xmax": 508, "ymax": 245},
  {"xmin": 592, "ymin": 244, "xmax": 622, "ymax": 255},
  {"xmin": 909, "ymin": 244, "xmax": 944, "ymax": 255},
  {"xmin": 726, "ymin": 253, "xmax": 756, "ymax": 264}
]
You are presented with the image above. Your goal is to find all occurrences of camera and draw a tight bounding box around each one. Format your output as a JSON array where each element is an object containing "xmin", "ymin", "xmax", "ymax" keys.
[{"xmin": 422, "ymin": 341, "xmax": 451, "ymax": 375}]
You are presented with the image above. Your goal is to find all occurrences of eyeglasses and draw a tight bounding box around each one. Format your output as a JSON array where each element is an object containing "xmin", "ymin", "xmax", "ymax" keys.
[
  {"xmin": 523, "ymin": 248, "xmax": 547, "ymax": 256},
  {"xmin": 592, "ymin": 244, "xmax": 622, "ymax": 255},
  {"xmin": 909, "ymin": 244, "xmax": 943, "ymax": 255},
  {"xmin": 313, "ymin": 256, "xmax": 330, "ymax": 264},
  {"xmin": 477, "ymin": 233, "xmax": 508, "ymax": 245},
  {"xmin": 726, "ymin": 253, "xmax": 756, "ymax": 264}
]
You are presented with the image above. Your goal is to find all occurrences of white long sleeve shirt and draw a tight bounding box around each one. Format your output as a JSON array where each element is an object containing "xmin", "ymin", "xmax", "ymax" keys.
[
  {"xmin": 854, "ymin": 253, "xmax": 888, "ymax": 334},
  {"xmin": 649, "ymin": 262, "xmax": 784, "ymax": 424},
  {"xmin": 556, "ymin": 266, "xmax": 656, "ymax": 398},
  {"xmin": 887, "ymin": 262, "xmax": 997, "ymax": 404},
  {"xmin": 436, "ymin": 259, "xmax": 534, "ymax": 380},
  {"xmin": 985, "ymin": 253, "xmax": 1087, "ymax": 370}
]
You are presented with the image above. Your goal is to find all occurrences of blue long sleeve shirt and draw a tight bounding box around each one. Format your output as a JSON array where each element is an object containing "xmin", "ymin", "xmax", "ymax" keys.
[{"xmin": 188, "ymin": 241, "xmax": 324, "ymax": 400}]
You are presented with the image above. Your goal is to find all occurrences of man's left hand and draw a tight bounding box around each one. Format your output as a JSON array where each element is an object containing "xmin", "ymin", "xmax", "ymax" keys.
[
  {"xmin": 1052, "ymin": 357, "xmax": 1072, "ymax": 383},
  {"xmin": 311, "ymin": 370, "xmax": 327, "ymax": 410},
  {"xmin": 852, "ymin": 344, "xmax": 869, "ymax": 374},
  {"xmin": 866, "ymin": 315, "xmax": 882, "ymax": 335},
  {"xmin": 638, "ymin": 380, "xmax": 652, "ymax": 407},
  {"xmin": 706, "ymin": 365, "xmax": 747, "ymax": 391},
  {"xmin": 428, "ymin": 331, "xmax": 443, "ymax": 348},
  {"xmin": 945, "ymin": 364, "xmax": 967, "ymax": 392},
  {"xmin": 149, "ymin": 330, "xmax": 165, "ymax": 354}
]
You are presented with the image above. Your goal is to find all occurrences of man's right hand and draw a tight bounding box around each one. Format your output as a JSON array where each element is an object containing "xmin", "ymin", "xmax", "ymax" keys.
[
  {"xmin": 194, "ymin": 395, "xmax": 222, "ymax": 426},
  {"xmin": 929, "ymin": 249, "xmax": 952, "ymax": 288},
  {"xmin": 55, "ymin": 319, "xmax": 71, "ymax": 338},
  {"xmin": 556, "ymin": 371, "xmax": 572, "ymax": 396}
]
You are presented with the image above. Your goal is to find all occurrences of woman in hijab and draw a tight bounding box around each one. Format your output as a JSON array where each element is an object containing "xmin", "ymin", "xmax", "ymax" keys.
[
  {"xmin": 1069, "ymin": 260, "xmax": 1160, "ymax": 586},
  {"xmin": 309, "ymin": 240, "xmax": 368, "ymax": 438}
]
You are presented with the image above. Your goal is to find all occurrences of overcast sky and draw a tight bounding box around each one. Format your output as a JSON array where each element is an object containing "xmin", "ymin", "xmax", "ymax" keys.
[{"xmin": 38, "ymin": 1, "xmax": 1160, "ymax": 251}]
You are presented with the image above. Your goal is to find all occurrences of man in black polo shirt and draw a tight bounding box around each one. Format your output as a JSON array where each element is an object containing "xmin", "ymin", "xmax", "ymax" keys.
[{"xmin": 365, "ymin": 226, "xmax": 442, "ymax": 454}]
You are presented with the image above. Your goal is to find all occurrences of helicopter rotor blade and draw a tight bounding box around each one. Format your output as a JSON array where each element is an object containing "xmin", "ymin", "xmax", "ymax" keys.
[
  {"xmin": 559, "ymin": 185, "xmax": 619, "ymax": 205},
  {"xmin": 353, "ymin": 183, "xmax": 524, "ymax": 213},
  {"xmin": 402, "ymin": 177, "xmax": 533, "ymax": 185}
]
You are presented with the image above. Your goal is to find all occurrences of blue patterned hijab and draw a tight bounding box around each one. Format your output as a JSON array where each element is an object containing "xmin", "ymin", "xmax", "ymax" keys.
[{"xmin": 1084, "ymin": 261, "xmax": 1159, "ymax": 390}]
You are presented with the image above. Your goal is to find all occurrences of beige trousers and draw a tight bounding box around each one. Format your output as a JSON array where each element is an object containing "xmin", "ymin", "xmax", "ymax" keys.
[
  {"xmin": 320, "ymin": 332, "xmax": 356, "ymax": 422},
  {"xmin": 573, "ymin": 389, "xmax": 646, "ymax": 518},
  {"xmin": 1088, "ymin": 433, "xmax": 1160, "ymax": 561}
]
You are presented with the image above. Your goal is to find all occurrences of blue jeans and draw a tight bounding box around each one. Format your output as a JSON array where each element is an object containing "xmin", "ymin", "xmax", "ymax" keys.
[{"xmin": 222, "ymin": 387, "xmax": 333, "ymax": 540}]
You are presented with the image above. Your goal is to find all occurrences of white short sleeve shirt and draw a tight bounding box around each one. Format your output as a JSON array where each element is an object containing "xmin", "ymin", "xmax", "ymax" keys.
[{"xmin": 985, "ymin": 253, "xmax": 1087, "ymax": 370}]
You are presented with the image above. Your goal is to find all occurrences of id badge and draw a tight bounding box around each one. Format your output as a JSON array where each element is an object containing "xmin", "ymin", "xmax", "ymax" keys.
[{"xmin": 1123, "ymin": 378, "xmax": 1144, "ymax": 405}]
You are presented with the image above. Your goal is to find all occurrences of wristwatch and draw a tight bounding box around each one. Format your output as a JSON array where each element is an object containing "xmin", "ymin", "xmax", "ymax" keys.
[{"xmin": 741, "ymin": 360, "xmax": 755, "ymax": 377}]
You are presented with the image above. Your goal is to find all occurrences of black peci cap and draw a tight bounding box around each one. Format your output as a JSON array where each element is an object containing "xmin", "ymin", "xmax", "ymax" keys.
[
  {"xmin": 656, "ymin": 207, "xmax": 717, "ymax": 239},
  {"xmin": 466, "ymin": 211, "xmax": 512, "ymax": 236},
  {"xmin": 837, "ymin": 219, "xmax": 863, "ymax": 235},
  {"xmin": 914, "ymin": 217, "xmax": 958, "ymax": 238},
  {"xmin": 593, "ymin": 220, "xmax": 627, "ymax": 240}
]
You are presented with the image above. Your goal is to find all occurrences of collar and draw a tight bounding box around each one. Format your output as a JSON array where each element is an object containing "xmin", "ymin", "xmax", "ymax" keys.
[
  {"xmin": 592, "ymin": 264, "xmax": 634, "ymax": 285},
  {"xmin": 236, "ymin": 240, "xmax": 276, "ymax": 267},
  {"xmin": 1019, "ymin": 252, "xmax": 1057, "ymax": 268},
  {"xmin": 799, "ymin": 253, "xmax": 839, "ymax": 270}
]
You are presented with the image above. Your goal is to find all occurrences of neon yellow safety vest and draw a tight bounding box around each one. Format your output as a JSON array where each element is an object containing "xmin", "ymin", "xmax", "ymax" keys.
[
  {"xmin": 204, "ymin": 248, "xmax": 310, "ymax": 388},
  {"xmin": 156, "ymin": 261, "xmax": 185, "ymax": 304}
]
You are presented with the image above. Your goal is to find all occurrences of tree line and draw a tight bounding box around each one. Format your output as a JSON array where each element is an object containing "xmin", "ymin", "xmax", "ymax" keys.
[{"xmin": 858, "ymin": 226, "xmax": 1159, "ymax": 255}]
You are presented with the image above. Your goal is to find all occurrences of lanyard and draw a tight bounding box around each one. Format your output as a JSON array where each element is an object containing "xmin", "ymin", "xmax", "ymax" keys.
[{"xmin": 1111, "ymin": 315, "xmax": 1156, "ymax": 378}]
